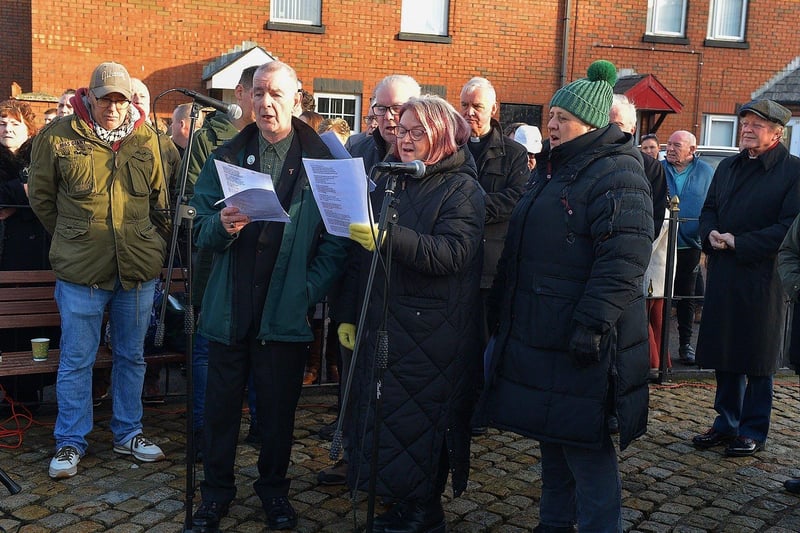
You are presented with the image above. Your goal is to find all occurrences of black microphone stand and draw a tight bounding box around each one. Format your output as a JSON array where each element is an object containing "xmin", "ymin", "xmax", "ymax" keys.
[
  {"xmin": 329, "ymin": 170, "xmax": 399, "ymax": 533},
  {"xmin": 152, "ymin": 93, "xmax": 202, "ymax": 533}
]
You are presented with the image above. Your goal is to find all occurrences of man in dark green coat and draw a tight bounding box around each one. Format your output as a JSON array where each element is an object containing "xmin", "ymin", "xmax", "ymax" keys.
[{"xmin": 190, "ymin": 60, "xmax": 349, "ymax": 532}]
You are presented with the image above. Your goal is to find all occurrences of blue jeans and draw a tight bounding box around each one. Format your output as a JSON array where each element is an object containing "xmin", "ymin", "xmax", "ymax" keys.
[
  {"xmin": 539, "ymin": 435, "xmax": 622, "ymax": 532},
  {"xmin": 712, "ymin": 370, "xmax": 773, "ymax": 443},
  {"xmin": 54, "ymin": 278, "xmax": 155, "ymax": 455},
  {"xmin": 192, "ymin": 332, "xmax": 257, "ymax": 432}
]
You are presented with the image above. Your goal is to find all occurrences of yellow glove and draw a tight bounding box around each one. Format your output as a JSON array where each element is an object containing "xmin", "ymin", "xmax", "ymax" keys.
[
  {"xmin": 338, "ymin": 323, "xmax": 357, "ymax": 350},
  {"xmin": 349, "ymin": 223, "xmax": 384, "ymax": 252}
]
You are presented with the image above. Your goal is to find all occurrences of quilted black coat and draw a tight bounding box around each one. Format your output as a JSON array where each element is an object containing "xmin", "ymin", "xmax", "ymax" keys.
[
  {"xmin": 340, "ymin": 145, "xmax": 485, "ymax": 502},
  {"xmin": 480, "ymin": 125, "xmax": 653, "ymax": 451}
]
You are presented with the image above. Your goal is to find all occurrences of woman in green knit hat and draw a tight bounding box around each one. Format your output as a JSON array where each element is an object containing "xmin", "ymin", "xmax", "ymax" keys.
[{"xmin": 477, "ymin": 60, "xmax": 653, "ymax": 531}]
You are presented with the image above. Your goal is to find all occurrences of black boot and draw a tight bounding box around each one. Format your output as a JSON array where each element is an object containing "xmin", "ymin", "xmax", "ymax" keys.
[{"xmin": 381, "ymin": 498, "xmax": 445, "ymax": 533}]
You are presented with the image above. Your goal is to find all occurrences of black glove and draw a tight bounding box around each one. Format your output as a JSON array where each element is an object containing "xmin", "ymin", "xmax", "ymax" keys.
[{"xmin": 568, "ymin": 324, "xmax": 602, "ymax": 367}]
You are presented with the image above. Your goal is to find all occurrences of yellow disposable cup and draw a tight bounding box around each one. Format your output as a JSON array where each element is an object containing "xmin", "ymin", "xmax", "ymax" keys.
[{"xmin": 31, "ymin": 338, "xmax": 50, "ymax": 361}]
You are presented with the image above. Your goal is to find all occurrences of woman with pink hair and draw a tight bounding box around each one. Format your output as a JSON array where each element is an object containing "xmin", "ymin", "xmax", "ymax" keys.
[{"xmin": 340, "ymin": 95, "xmax": 485, "ymax": 532}]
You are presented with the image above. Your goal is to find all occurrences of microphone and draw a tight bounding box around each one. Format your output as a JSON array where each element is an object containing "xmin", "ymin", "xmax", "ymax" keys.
[
  {"xmin": 374, "ymin": 160, "xmax": 426, "ymax": 178},
  {"xmin": 174, "ymin": 88, "xmax": 243, "ymax": 120}
]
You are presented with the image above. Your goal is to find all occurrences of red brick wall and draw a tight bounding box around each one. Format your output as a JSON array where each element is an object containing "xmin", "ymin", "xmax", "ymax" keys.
[
  {"xmin": 568, "ymin": 0, "xmax": 800, "ymax": 139},
  {"xmin": 4, "ymin": 0, "xmax": 562, "ymax": 127},
  {"xmin": 0, "ymin": 1, "xmax": 32, "ymax": 102},
  {"xmin": 2, "ymin": 0, "xmax": 797, "ymax": 139}
]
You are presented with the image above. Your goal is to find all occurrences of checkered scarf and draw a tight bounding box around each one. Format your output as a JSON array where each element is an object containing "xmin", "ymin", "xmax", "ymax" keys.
[{"xmin": 87, "ymin": 96, "xmax": 141, "ymax": 145}]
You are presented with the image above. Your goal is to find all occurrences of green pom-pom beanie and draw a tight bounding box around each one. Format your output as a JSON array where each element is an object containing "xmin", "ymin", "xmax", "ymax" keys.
[{"xmin": 550, "ymin": 60, "xmax": 618, "ymax": 128}]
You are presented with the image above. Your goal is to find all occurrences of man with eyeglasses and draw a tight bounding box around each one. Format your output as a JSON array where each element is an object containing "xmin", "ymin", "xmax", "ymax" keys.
[
  {"xmin": 29, "ymin": 61, "xmax": 171, "ymax": 479},
  {"xmin": 344, "ymin": 111, "xmax": 378, "ymax": 151},
  {"xmin": 694, "ymin": 99, "xmax": 800, "ymax": 459},
  {"xmin": 315, "ymin": 74, "xmax": 421, "ymax": 487},
  {"xmin": 661, "ymin": 130, "xmax": 714, "ymax": 366},
  {"xmin": 348, "ymin": 75, "xmax": 421, "ymax": 170},
  {"xmin": 459, "ymin": 77, "xmax": 528, "ymax": 435}
]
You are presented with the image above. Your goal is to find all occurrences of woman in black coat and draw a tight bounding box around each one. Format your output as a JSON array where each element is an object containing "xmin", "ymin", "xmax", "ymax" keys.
[
  {"xmin": 0, "ymin": 100, "xmax": 54, "ymax": 410},
  {"xmin": 479, "ymin": 61, "xmax": 653, "ymax": 531},
  {"xmin": 339, "ymin": 95, "xmax": 485, "ymax": 533},
  {"xmin": 0, "ymin": 100, "xmax": 50, "ymax": 270}
]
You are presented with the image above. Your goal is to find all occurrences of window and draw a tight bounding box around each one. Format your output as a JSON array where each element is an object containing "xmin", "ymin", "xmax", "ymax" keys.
[
  {"xmin": 702, "ymin": 115, "xmax": 738, "ymax": 146},
  {"xmin": 315, "ymin": 93, "xmax": 361, "ymax": 133},
  {"xmin": 646, "ymin": 0, "xmax": 687, "ymax": 37},
  {"xmin": 401, "ymin": 0, "xmax": 449, "ymax": 36},
  {"xmin": 707, "ymin": 0, "xmax": 747, "ymax": 41},
  {"xmin": 270, "ymin": 0, "xmax": 320, "ymax": 26}
]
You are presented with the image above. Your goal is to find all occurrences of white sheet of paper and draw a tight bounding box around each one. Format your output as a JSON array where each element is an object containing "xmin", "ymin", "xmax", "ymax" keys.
[
  {"xmin": 302, "ymin": 157, "xmax": 373, "ymax": 238},
  {"xmin": 212, "ymin": 160, "xmax": 290, "ymax": 223}
]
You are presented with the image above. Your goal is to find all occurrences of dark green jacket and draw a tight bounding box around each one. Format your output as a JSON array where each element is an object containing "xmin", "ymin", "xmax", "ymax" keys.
[{"xmin": 191, "ymin": 118, "xmax": 350, "ymax": 344}]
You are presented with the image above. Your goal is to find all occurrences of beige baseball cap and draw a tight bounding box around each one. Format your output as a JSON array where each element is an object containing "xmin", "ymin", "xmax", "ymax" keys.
[{"xmin": 89, "ymin": 62, "xmax": 132, "ymax": 100}]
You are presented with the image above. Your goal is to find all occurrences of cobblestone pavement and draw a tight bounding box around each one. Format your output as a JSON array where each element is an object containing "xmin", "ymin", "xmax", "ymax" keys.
[{"xmin": 2, "ymin": 370, "xmax": 800, "ymax": 532}]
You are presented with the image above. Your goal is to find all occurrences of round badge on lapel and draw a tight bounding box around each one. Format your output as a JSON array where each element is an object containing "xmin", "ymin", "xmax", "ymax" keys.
[{"xmin": 246, "ymin": 154, "xmax": 256, "ymax": 165}]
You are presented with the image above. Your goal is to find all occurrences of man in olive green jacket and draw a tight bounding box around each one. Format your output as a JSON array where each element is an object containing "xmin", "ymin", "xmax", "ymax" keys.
[{"xmin": 29, "ymin": 62, "xmax": 170, "ymax": 480}]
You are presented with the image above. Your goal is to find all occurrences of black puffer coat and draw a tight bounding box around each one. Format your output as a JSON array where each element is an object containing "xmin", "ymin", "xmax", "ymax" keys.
[
  {"xmin": 480, "ymin": 126, "xmax": 653, "ymax": 451},
  {"xmin": 341, "ymin": 146, "xmax": 485, "ymax": 501}
]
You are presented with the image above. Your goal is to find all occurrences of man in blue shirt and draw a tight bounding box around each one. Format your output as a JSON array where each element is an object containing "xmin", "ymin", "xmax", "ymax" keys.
[{"xmin": 661, "ymin": 130, "xmax": 714, "ymax": 364}]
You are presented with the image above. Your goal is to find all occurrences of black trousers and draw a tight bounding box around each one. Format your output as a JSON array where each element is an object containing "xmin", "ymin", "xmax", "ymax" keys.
[
  {"xmin": 200, "ymin": 337, "xmax": 307, "ymax": 505},
  {"xmin": 674, "ymin": 248, "xmax": 702, "ymax": 347}
]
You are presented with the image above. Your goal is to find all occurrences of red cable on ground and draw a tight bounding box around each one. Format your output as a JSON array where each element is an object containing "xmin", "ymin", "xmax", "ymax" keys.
[{"xmin": 0, "ymin": 386, "xmax": 41, "ymax": 449}]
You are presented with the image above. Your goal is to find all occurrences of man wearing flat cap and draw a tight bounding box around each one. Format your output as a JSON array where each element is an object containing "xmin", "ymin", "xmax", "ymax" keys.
[
  {"xmin": 29, "ymin": 61, "xmax": 171, "ymax": 478},
  {"xmin": 691, "ymin": 99, "xmax": 800, "ymax": 458}
]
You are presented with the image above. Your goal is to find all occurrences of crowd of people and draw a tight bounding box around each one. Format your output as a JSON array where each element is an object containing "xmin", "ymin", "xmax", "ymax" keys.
[{"xmin": 2, "ymin": 55, "xmax": 799, "ymax": 532}]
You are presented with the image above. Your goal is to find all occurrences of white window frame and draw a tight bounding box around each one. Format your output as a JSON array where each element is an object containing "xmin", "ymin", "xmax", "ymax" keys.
[
  {"xmin": 401, "ymin": 0, "xmax": 449, "ymax": 36},
  {"xmin": 702, "ymin": 114, "xmax": 738, "ymax": 147},
  {"xmin": 270, "ymin": 0, "xmax": 321, "ymax": 26},
  {"xmin": 786, "ymin": 118, "xmax": 800, "ymax": 157},
  {"xmin": 707, "ymin": 0, "xmax": 747, "ymax": 41},
  {"xmin": 314, "ymin": 93, "xmax": 362, "ymax": 133},
  {"xmin": 646, "ymin": 0, "xmax": 688, "ymax": 37}
]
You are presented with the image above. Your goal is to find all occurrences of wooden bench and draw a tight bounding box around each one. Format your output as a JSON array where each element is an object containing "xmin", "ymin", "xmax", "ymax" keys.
[{"xmin": 0, "ymin": 269, "xmax": 188, "ymax": 377}]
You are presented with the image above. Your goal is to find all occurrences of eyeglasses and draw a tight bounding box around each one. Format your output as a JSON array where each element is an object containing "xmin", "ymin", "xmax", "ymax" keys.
[
  {"xmin": 94, "ymin": 96, "xmax": 130, "ymax": 110},
  {"xmin": 372, "ymin": 104, "xmax": 403, "ymax": 117},
  {"xmin": 396, "ymin": 126, "xmax": 426, "ymax": 141},
  {"xmin": 363, "ymin": 115, "xmax": 376, "ymax": 123}
]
